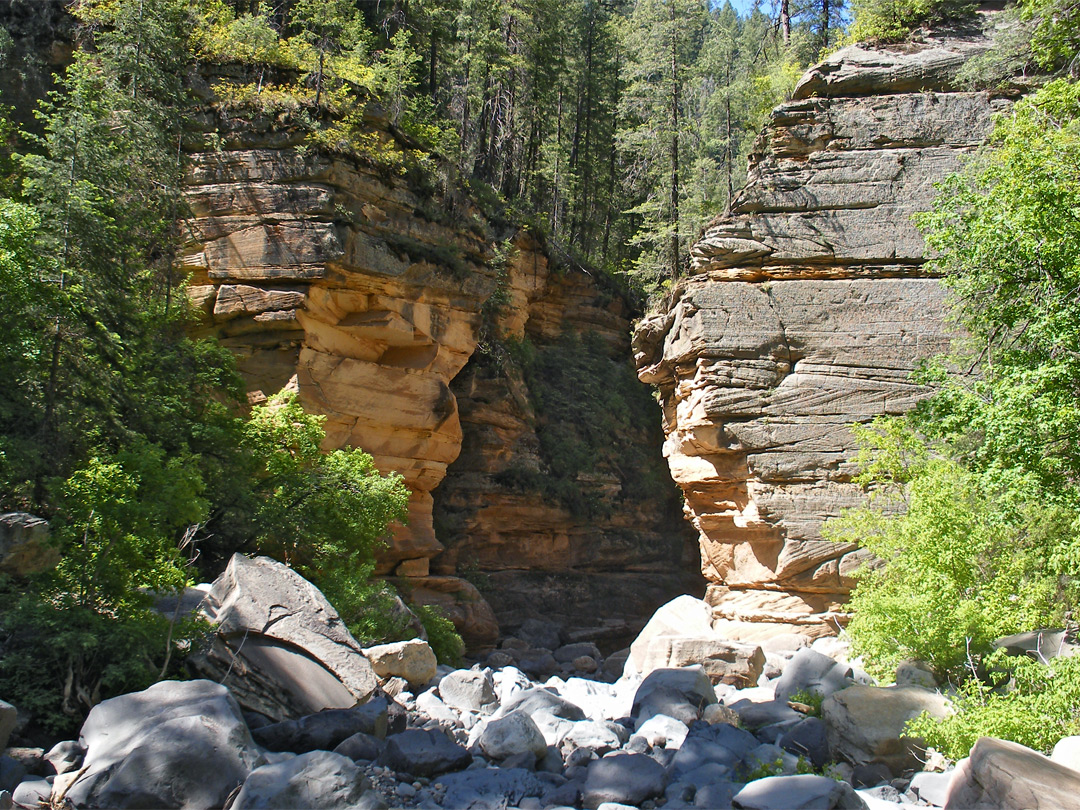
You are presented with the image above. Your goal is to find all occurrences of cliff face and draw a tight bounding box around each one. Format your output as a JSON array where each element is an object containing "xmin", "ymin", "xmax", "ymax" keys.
[
  {"xmin": 185, "ymin": 107, "xmax": 696, "ymax": 650},
  {"xmin": 633, "ymin": 19, "xmax": 1007, "ymax": 640}
]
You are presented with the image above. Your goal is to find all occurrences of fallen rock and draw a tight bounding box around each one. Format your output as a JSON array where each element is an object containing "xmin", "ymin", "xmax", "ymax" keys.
[
  {"xmin": 377, "ymin": 728, "xmax": 471, "ymax": 777},
  {"xmin": 909, "ymin": 770, "xmax": 952, "ymax": 807},
  {"xmin": 498, "ymin": 687, "xmax": 587, "ymax": 723},
  {"xmin": 43, "ymin": 741, "xmax": 85, "ymax": 776},
  {"xmin": 561, "ymin": 720, "xmax": 623, "ymax": 754},
  {"xmin": 634, "ymin": 634, "xmax": 766, "ymax": 688},
  {"xmin": 363, "ymin": 639, "xmax": 437, "ymax": 687},
  {"xmin": 62, "ymin": 679, "xmax": 266, "ymax": 810},
  {"xmin": 1051, "ymin": 735, "xmax": 1080, "ymax": 771},
  {"xmin": 0, "ymin": 759, "xmax": 22, "ymax": 793},
  {"xmin": 0, "ymin": 513, "xmax": 58, "ymax": 575},
  {"xmin": 672, "ymin": 723, "xmax": 759, "ymax": 776},
  {"xmin": 438, "ymin": 767, "xmax": 545, "ymax": 810},
  {"xmin": 732, "ymin": 774, "xmax": 867, "ymax": 809},
  {"xmin": 478, "ymin": 710, "xmax": 548, "ymax": 762},
  {"xmin": 555, "ymin": 642, "xmax": 603, "ymax": 664},
  {"xmin": 332, "ymin": 731, "xmax": 383, "ymax": 762},
  {"xmin": 777, "ymin": 716, "xmax": 830, "ymax": 770},
  {"xmin": 632, "ymin": 666, "xmax": 717, "ymax": 726},
  {"xmin": 944, "ymin": 736, "xmax": 1080, "ymax": 810},
  {"xmin": 582, "ymin": 753, "xmax": 667, "ymax": 809},
  {"xmin": 252, "ymin": 698, "xmax": 389, "ymax": 752},
  {"xmin": 440, "ymin": 669, "xmax": 498, "ymax": 713},
  {"xmin": 895, "ymin": 660, "xmax": 937, "ymax": 690},
  {"xmin": 190, "ymin": 554, "xmax": 379, "ymax": 721},
  {"xmin": 822, "ymin": 685, "xmax": 951, "ymax": 775},
  {"xmin": 231, "ymin": 750, "xmax": 381, "ymax": 809},
  {"xmin": 994, "ymin": 629, "xmax": 1078, "ymax": 661},
  {"xmin": 636, "ymin": 714, "xmax": 689, "ymax": 750},
  {"xmin": 12, "ymin": 778, "xmax": 48, "ymax": 809},
  {"xmin": 773, "ymin": 648, "xmax": 853, "ymax": 703},
  {"xmin": 517, "ymin": 619, "xmax": 563, "ymax": 651}
]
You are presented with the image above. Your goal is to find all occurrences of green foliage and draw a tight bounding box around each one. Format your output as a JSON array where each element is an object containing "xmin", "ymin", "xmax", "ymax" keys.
[
  {"xmin": 502, "ymin": 332, "xmax": 674, "ymax": 517},
  {"xmin": 417, "ymin": 604, "xmax": 466, "ymax": 667},
  {"xmin": 826, "ymin": 419, "xmax": 1069, "ymax": 681},
  {"xmin": 789, "ymin": 688, "xmax": 825, "ymax": 717},
  {"xmin": 907, "ymin": 651, "xmax": 1080, "ymax": 757},
  {"xmin": 849, "ymin": 0, "xmax": 972, "ymax": 43}
]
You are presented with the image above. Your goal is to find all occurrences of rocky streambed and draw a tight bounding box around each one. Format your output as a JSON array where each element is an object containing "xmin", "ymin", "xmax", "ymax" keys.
[{"xmin": 2, "ymin": 557, "xmax": 1079, "ymax": 810}]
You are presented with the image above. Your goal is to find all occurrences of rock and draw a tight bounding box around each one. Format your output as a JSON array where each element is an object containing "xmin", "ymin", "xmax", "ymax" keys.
[
  {"xmin": 728, "ymin": 699, "xmax": 801, "ymax": 732},
  {"xmin": 732, "ymin": 774, "xmax": 868, "ymax": 809},
  {"xmin": 582, "ymin": 753, "xmax": 668, "ymax": 809},
  {"xmin": 0, "ymin": 759, "xmax": 22, "ymax": 793},
  {"xmin": 0, "ymin": 513, "xmax": 58, "ymax": 575},
  {"xmin": 636, "ymin": 714, "xmax": 690, "ymax": 750},
  {"xmin": 851, "ymin": 762, "xmax": 892, "ymax": 788},
  {"xmin": 944, "ymin": 736, "xmax": 1080, "ymax": 810},
  {"xmin": 478, "ymin": 710, "xmax": 548, "ymax": 762},
  {"xmin": 777, "ymin": 717, "xmax": 830, "ymax": 770},
  {"xmin": 0, "ymin": 702, "xmax": 16, "ymax": 754},
  {"xmin": 252, "ymin": 698, "xmax": 389, "ymax": 752},
  {"xmin": 438, "ymin": 767, "xmax": 545, "ymax": 810},
  {"xmin": 555, "ymin": 642, "xmax": 603, "ymax": 664},
  {"xmin": 743, "ymin": 743, "xmax": 800, "ymax": 778},
  {"xmin": 703, "ymin": 703, "xmax": 740, "ymax": 726},
  {"xmin": 518, "ymin": 649, "xmax": 560, "ymax": 680},
  {"xmin": 332, "ymin": 731, "xmax": 383, "ymax": 762},
  {"xmin": 440, "ymin": 669, "xmax": 497, "ymax": 713},
  {"xmin": 231, "ymin": 750, "xmax": 382, "ymax": 809},
  {"xmin": 761, "ymin": 634, "xmax": 812, "ymax": 654},
  {"xmin": 909, "ymin": 771, "xmax": 952, "ymax": 807},
  {"xmin": 416, "ymin": 690, "xmax": 461, "ymax": 726},
  {"xmin": 631, "ymin": 21, "xmax": 1005, "ymax": 639},
  {"xmin": 626, "ymin": 596, "xmax": 711, "ymax": 672},
  {"xmin": 11, "ymin": 778, "xmax": 49, "ymax": 809},
  {"xmin": 994, "ymin": 629, "xmax": 1078, "ymax": 661},
  {"xmin": 634, "ymin": 634, "xmax": 766, "ymax": 688},
  {"xmin": 189, "ymin": 554, "xmax": 379, "ymax": 721},
  {"xmin": 561, "ymin": 721, "xmax": 623, "ymax": 754},
  {"xmin": 486, "ymin": 651, "xmax": 515, "ymax": 669},
  {"xmin": 1051, "ymin": 735, "xmax": 1080, "ymax": 771},
  {"xmin": 498, "ymin": 687, "xmax": 587, "ymax": 723},
  {"xmin": 895, "ymin": 660, "xmax": 937, "ymax": 689},
  {"xmin": 672, "ymin": 724, "xmax": 759, "ymax": 776},
  {"xmin": 604, "ymin": 649, "xmax": 630, "ymax": 680},
  {"xmin": 574, "ymin": 655, "xmax": 599, "ymax": 673},
  {"xmin": 517, "ymin": 619, "xmax": 563, "ymax": 651},
  {"xmin": 493, "ymin": 666, "xmax": 533, "ymax": 706},
  {"xmin": 363, "ymin": 639, "xmax": 437, "ymax": 687},
  {"xmin": 378, "ymin": 728, "xmax": 471, "ymax": 777},
  {"xmin": 822, "ymin": 685, "xmax": 951, "ymax": 775},
  {"xmin": 773, "ymin": 648, "xmax": 853, "ymax": 703},
  {"xmin": 62, "ymin": 679, "xmax": 266, "ymax": 810},
  {"xmin": 693, "ymin": 780, "xmax": 740, "ymax": 808},
  {"xmin": 632, "ymin": 666, "xmax": 717, "ymax": 726}
]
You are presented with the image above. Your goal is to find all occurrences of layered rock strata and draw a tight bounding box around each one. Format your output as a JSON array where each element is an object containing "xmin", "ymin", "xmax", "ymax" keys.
[
  {"xmin": 186, "ymin": 103, "xmax": 696, "ymax": 650},
  {"xmin": 633, "ymin": 18, "xmax": 1006, "ymax": 639}
]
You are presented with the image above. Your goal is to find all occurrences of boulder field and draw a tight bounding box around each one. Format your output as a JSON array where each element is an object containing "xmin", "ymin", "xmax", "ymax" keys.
[{"xmin": 3, "ymin": 564, "xmax": 1077, "ymax": 810}]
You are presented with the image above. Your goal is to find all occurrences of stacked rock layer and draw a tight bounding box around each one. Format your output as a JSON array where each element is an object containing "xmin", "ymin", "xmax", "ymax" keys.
[
  {"xmin": 184, "ymin": 105, "xmax": 696, "ymax": 650},
  {"xmin": 633, "ymin": 20, "xmax": 1008, "ymax": 640}
]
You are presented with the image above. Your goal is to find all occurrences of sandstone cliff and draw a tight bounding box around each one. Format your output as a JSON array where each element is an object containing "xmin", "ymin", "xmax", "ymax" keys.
[
  {"xmin": 633, "ymin": 16, "xmax": 1007, "ymax": 640},
  {"xmin": 184, "ymin": 101, "xmax": 697, "ymax": 650}
]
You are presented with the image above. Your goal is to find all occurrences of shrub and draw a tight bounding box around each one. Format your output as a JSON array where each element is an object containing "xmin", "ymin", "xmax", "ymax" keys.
[
  {"xmin": 907, "ymin": 651, "xmax": 1080, "ymax": 758},
  {"xmin": 849, "ymin": 0, "xmax": 973, "ymax": 43},
  {"xmin": 416, "ymin": 604, "xmax": 465, "ymax": 666}
]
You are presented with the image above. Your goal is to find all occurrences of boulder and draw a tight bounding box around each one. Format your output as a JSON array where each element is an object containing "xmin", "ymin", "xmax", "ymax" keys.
[
  {"xmin": 944, "ymin": 736, "xmax": 1080, "ymax": 810},
  {"xmin": 440, "ymin": 669, "xmax": 498, "ymax": 713},
  {"xmin": 363, "ymin": 639, "xmax": 437, "ymax": 687},
  {"xmin": 636, "ymin": 714, "xmax": 689, "ymax": 750},
  {"xmin": 994, "ymin": 629, "xmax": 1078, "ymax": 661},
  {"xmin": 251, "ymin": 698, "xmax": 389, "ymax": 752},
  {"xmin": 438, "ymin": 767, "xmax": 545, "ymax": 810},
  {"xmin": 895, "ymin": 660, "xmax": 937, "ymax": 689},
  {"xmin": 0, "ymin": 759, "xmax": 22, "ymax": 793},
  {"xmin": 498, "ymin": 687, "xmax": 587, "ymax": 723},
  {"xmin": 12, "ymin": 778, "xmax": 49, "ymax": 809},
  {"xmin": 582, "ymin": 753, "xmax": 668, "ymax": 809},
  {"xmin": 478, "ymin": 710, "xmax": 548, "ymax": 762},
  {"xmin": 555, "ymin": 642, "xmax": 603, "ymax": 663},
  {"xmin": 672, "ymin": 723, "xmax": 759, "ymax": 777},
  {"xmin": 632, "ymin": 666, "xmax": 717, "ymax": 726},
  {"xmin": 189, "ymin": 554, "xmax": 379, "ymax": 721},
  {"xmin": 732, "ymin": 774, "xmax": 867, "ymax": 809},
  {"xmin": 822, "ymin": 685, "xmax": 951, "ymax": 775},
  {"xmin": 332, "ymin": 731, "xmax": 383, "ymax": 762},
  {"xmin": 703, "ymin": 703, "xmax": 741, "ymax": 726},
  {"xmin": 231, "ymin": 750, "xmax": 382, "ymax": 809},
  {"xmin": 62, "ymin": 680, "xmax": 266, "ymax": 810},
  {"xmin": 634, "ymin": 634, "xmax": 766, "ymax": 688},
  {"xmin": 561, "ymin": 720, "xmax": 623, "ymax": 754},
  {"xmin": 0, "ymin": 513, "xmax": 58, "ymax": 575},
  {"xmin": 377, "ymin": 728, "xmax": 471, "ymax": 777},
  {"xmin": 517, "ymin": 619, "xmax": 563, "ymax": 651},
  {"xmin": 777, "ymin": 716, "xmax": 830, "ymax": 769},
  {"xmin": 727, "ymin": 699, "xmax": 801, "ymax": 732},
  {"xmin": 773, "ymin": 648, "xmax": 853, "ymax": 703},
  {"xmin": 1051, "ymin": 735, "xmax": 1080, "ymax": 771},
  {"xmin": 909, "ymin": 771, "xmax": 953, "ymax": 807}
]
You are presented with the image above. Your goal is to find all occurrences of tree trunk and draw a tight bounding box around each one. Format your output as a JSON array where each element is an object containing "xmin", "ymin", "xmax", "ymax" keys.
[
  {"xmin": 781, "ymin": 0, "xmax": 791, "ymax": 45},
  {"xmin": 669, "ymin": 0, "xmax": 681, "ymax": 282}
]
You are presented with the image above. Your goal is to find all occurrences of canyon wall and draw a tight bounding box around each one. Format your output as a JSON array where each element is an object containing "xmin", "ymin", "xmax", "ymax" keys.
[
  {"xmin": 633, "ymin": 18, "xmax": 1008, "ymax": 640},
  {"xmin": 185, "ymin": 103, "xmax": 697, "ymax": 651}
]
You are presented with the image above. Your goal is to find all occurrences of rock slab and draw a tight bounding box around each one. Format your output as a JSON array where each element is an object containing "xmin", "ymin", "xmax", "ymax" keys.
[{"xmin": 944, "ymin": 736, "xmax": 1080, "ymax": 810}]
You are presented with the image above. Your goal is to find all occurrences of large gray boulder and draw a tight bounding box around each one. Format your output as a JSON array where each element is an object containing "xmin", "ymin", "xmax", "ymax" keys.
[
  {"xmin": 732, "ymin": 774, "xmax": 867, "ymax": 809},
  {"xmin": 251, "ymin": 698, "xmax": 389, "ymax": 752},
  {"xmin": 62, "ymin": 680, "xmax": 266, "ymax": 810},
  {"xmin": 231, "ymin": 750, "xmax": 383, "ymax": 809},
  {"xmin": 822, "ymin": 685, "xmax": 951, "ymax": 775},
  {"xmin": 773, "ymin": 648, "xmax": 853, "ymax": 703},
  {"xmin": 582, "ymin": 753, "xmax": 667, "ymax": 809},
  {"xmin": 945, "ymin": 736, "xmax": 1080, "ymax": 810},
  {"xmin": 377, "ymin": 728, "xmax": 471, "ymax": 777},
  {"xmin": 439, "ymin": 669, "xmax": 497, "ymax": 713},
  {"xmin": 189, "ymin": 554, "xmax": 379, "ymax": 721},
  {"xmin": 632, "ymin": 666, "xmax": 717, "ymax": 726},
  {"xmin": 477, "ymin": 710, "xmax": 548, "ymax": 762}
]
